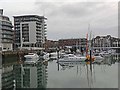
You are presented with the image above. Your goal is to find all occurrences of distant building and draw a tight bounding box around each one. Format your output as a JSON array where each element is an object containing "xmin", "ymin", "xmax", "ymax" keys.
[
  {"xmin": 0, "ymin": 9, "xmax": 13, "ymax": 51},
  {"xmin": 58, "ymin": 38, "xmax": 87, "ymax": 50},
  {"xmin": 13, "ymin": 62, "xmax": 48, "ymax": 88},
  {"xmin": 44, "ymin": 39, "xmax": 58, "ymax": 51},
  {"xmin": 92, "ymin": 35, "xmax": 120, "ymax": 48},
  {"xmin": 13, "ymin": 15, "xmax": 47, "ymax": 50}
]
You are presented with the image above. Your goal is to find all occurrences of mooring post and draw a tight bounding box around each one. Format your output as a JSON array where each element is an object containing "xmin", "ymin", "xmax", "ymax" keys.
[
  {"xmin": 57, "ymin": 47, "xmax": 60, "ymax": 71},
  {"xmin": 90, "ymin": 49, "xmax": 92, "ymax": 71}
]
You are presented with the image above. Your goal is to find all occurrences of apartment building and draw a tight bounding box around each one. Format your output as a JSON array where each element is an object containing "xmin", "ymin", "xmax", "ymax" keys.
[
  {"xmin": 13, "ymin": 15, "xmax": 47, "ymax": 50},
  {"xmin": 92, "ymin": 35, "xmax": 119, "ymax": 47},
  {"xmin": 0, "ymin": 9, "xmax": 13, "ymax": 51}
]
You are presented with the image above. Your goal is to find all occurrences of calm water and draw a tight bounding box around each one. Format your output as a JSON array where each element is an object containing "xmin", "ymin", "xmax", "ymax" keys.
[
  {"xmin": 1, "ymin": 55, "xmax": 119, "ymax": 89},
  {"xmin": 47, "ymin": 61, "xmax": 118, "ymax": 88}
]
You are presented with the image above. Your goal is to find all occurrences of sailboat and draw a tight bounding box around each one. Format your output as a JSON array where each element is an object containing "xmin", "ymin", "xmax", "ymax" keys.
[
  {"xmin": 85, "ymin": 24, "xmax": 100, "ymax": 63},
  {"xmin": 85, "ymin": 32, "xmax": 95, "ymax": 63},
  {"xmin": 85, "ymin": 24, "xmax": 104, "ymax": 63}
]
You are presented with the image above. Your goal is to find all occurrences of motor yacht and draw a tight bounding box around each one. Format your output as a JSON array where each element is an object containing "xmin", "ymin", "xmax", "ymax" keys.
[
  {"xmin": 58, "ymin": 54, "xmax": 86, "ymax": 62},
  {"xmin": 94, "ymin": 53, "xmax": 104, "ymax": 60}
]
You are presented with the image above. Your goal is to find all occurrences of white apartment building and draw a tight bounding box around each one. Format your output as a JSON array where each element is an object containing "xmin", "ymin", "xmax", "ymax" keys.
[
  {"xmin": 0, "ymin": 9, "xmax": 13, "ymax": 51},
  {"xmin": 14, "ymin": 15, "xmax": 47, "ymax": 50}
]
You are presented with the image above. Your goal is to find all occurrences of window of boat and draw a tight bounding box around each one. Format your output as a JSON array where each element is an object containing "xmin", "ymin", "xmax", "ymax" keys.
[
  {"xmin": 28, "ymin": 53, "xmax": 34, "ymax": 55},
  {"xmin": 64, "ymin": 55, "xmax": 69, "ymax": 58},
  {"xmin": 94, "ymin": 54, "xmax": 99, "ymax": 56},
  {"xmin": 69, "ymin": 54, "xmax": 74, "ymax": 57}
]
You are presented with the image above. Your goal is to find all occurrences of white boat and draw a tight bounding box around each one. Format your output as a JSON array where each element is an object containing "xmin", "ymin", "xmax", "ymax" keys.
[
  {"xmin": 24, "ymin": 53, "xmax": 39, "ymax": 63},
  {"xmin": 99, "ymin": 51, "xmax": 109, "ymax": 57},
  {"xmin": 58, "ymin": 54, "xmax": 86, "ymax": 62},
  {"xmin": 43, "ymin": 53, "xmax": 50, "ymax": 60},
  {"xmin": 49, "ymin": 52, "xmax": 58, "ymax": 60},
  {"xmin": 94, "ymin": 53, "xmax": 104, "ymax": 60}
]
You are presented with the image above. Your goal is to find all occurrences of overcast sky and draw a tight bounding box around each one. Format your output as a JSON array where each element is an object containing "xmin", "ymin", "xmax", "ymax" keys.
[{"xmin": 0, "ymin": 0, "xmax": 119, "ymax": 40}]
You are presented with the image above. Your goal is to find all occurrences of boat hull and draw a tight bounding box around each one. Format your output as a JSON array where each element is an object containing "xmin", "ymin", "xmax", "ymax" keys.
[{"xmin": 58, "ymin": 57, "xmax": 86, "ymax": 62}]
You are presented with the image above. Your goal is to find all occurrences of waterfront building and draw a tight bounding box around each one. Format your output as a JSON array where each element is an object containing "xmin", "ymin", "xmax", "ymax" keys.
[
  {"xmin": 92, "ymin": 35, "xmax": 119, "ymax": 48},
  {"xmin": 2, "ymin": 65, "xmax": 14, "ymax": 89},
  {"xmin": 0, "ymin": 9, "xmax": 13, "ymax": 51},
  {"xmin": 13, "ymin": 15, "xmax": 47, "ymax": 50},
  {"xmin": 92, "ymin": 35, "xmax": 111, "ymax": 47},
  {"xmin": 13, "ymin": 61, "xmax": 48, "ymax": 88},
  {"xmin": 44, "ymin": 39, "xmax": 58, "ymax": 52},
  {"xmin": 58, "ymin": 38, "xmax": 87, "ymax": 51}
]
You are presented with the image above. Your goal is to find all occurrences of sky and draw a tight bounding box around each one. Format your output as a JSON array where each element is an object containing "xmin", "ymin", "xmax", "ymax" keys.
[{"xmin": 0, "ymin": 0, "xmax": 119, "ymax": 40}]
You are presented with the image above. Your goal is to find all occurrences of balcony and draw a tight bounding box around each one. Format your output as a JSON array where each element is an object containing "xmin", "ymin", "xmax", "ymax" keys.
[
  {"xmin": 44, "ymin": 27, "xmax": 47, "ymax": 29},
  {"xmin": 2, "ymin": 39, "xmax": 13, "ymax": 43},
  {"xmin": 2, "ymin": 26, "xmax": 13, "ymax": 31},
  {"xmin": 36, "ymin": 32, "xmax": 42, "ymax": 35},
  {"xmin": 2, "ymin": 21, "xmax": 13, "ymax": 28},
  {"xmin": 2, "ymin": 32, "xmax": 13, "ymax": 35},
  {"xmin": 44, "ymin": 24, "xmax": 47, "ymax": 26},
  {"xmin": 44, "ymin": 30, "xmax": 47, "ymax": 32},
  {"xmin": 44, "ymin": 33, "xmax": 47, "ymax": 35}
]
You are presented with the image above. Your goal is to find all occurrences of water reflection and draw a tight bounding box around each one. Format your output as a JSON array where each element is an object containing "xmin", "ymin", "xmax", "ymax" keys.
[
  {"xmin": 2, "ymin": 59, "xmax": 48, "ymax": 89},
  {"xmin": 58, "ymin": 55, "xmax": 118, "ymax": 71},
  {"xmin": 2, "ymin": 64, "xmax": 14, "ymax": 89},
  {"xmin": 1, "ymin": 54, "xmax": 120, "ymax": 89},
  {"xmin": 55, "ymin": 55, "xmax": 119, "ymax": 88}
]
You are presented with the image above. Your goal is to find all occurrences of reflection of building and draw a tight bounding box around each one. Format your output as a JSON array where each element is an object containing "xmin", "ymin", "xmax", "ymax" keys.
[
  {"xmin": 0, "ymin": 9, "xmax": 13, "ymax": 51},
  {"xmin": 0, "ymin": 69, "xmax": 1, "ymax": 90},
  {"xmin": 2, "ymin": 65, "xmax": 14, "ymax": 89},
  {"xmin": 13, "ymin": 61, "xmax": 48, "ymax": 88},
  {"xmin": 58, "ymin": 38, "xmax": 87, "ymax": 49},
  {"xmin": 13, "ymin": 15, "xmax": 47, "ymax": 50}
]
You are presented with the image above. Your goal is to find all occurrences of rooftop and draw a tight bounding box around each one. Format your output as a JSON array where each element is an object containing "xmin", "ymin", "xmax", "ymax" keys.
[{"xmin": 13, "ymin": 15, "xmax": 47, "ymax": 20}]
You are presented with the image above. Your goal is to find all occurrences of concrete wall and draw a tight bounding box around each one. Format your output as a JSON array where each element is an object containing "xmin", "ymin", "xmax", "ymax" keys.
[
  {"xmin": 29, "ymin": 22, "xmax": 36, "ymax": 43},
  {"xmin": 20, "ymin": 22, "xmax": 36, "ymax": 48}
]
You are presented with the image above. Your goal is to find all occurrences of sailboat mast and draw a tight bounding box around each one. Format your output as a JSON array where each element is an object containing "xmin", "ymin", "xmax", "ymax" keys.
[{"xmin": 86, "ymin": 33, "xmax": 88, "ymax": 56}]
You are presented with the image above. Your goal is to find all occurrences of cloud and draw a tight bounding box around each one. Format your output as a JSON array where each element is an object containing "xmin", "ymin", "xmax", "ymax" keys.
[
  {"xmin": 0, "ymin": 0, "xmax": 118, "ymax": 40},
  {"xmin": 34, "ymin": 1, "xmax": 118, "ymax": 39}
]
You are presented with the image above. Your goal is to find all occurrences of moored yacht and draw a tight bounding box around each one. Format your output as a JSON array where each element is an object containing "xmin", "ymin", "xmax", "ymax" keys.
[
  {"xmin": 94, "ymin": 53, "xmax": 104, "ymax": 60},
  {"xmin": 58, "ymin": 54, "xmax": 86, "ymax": 62}
]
